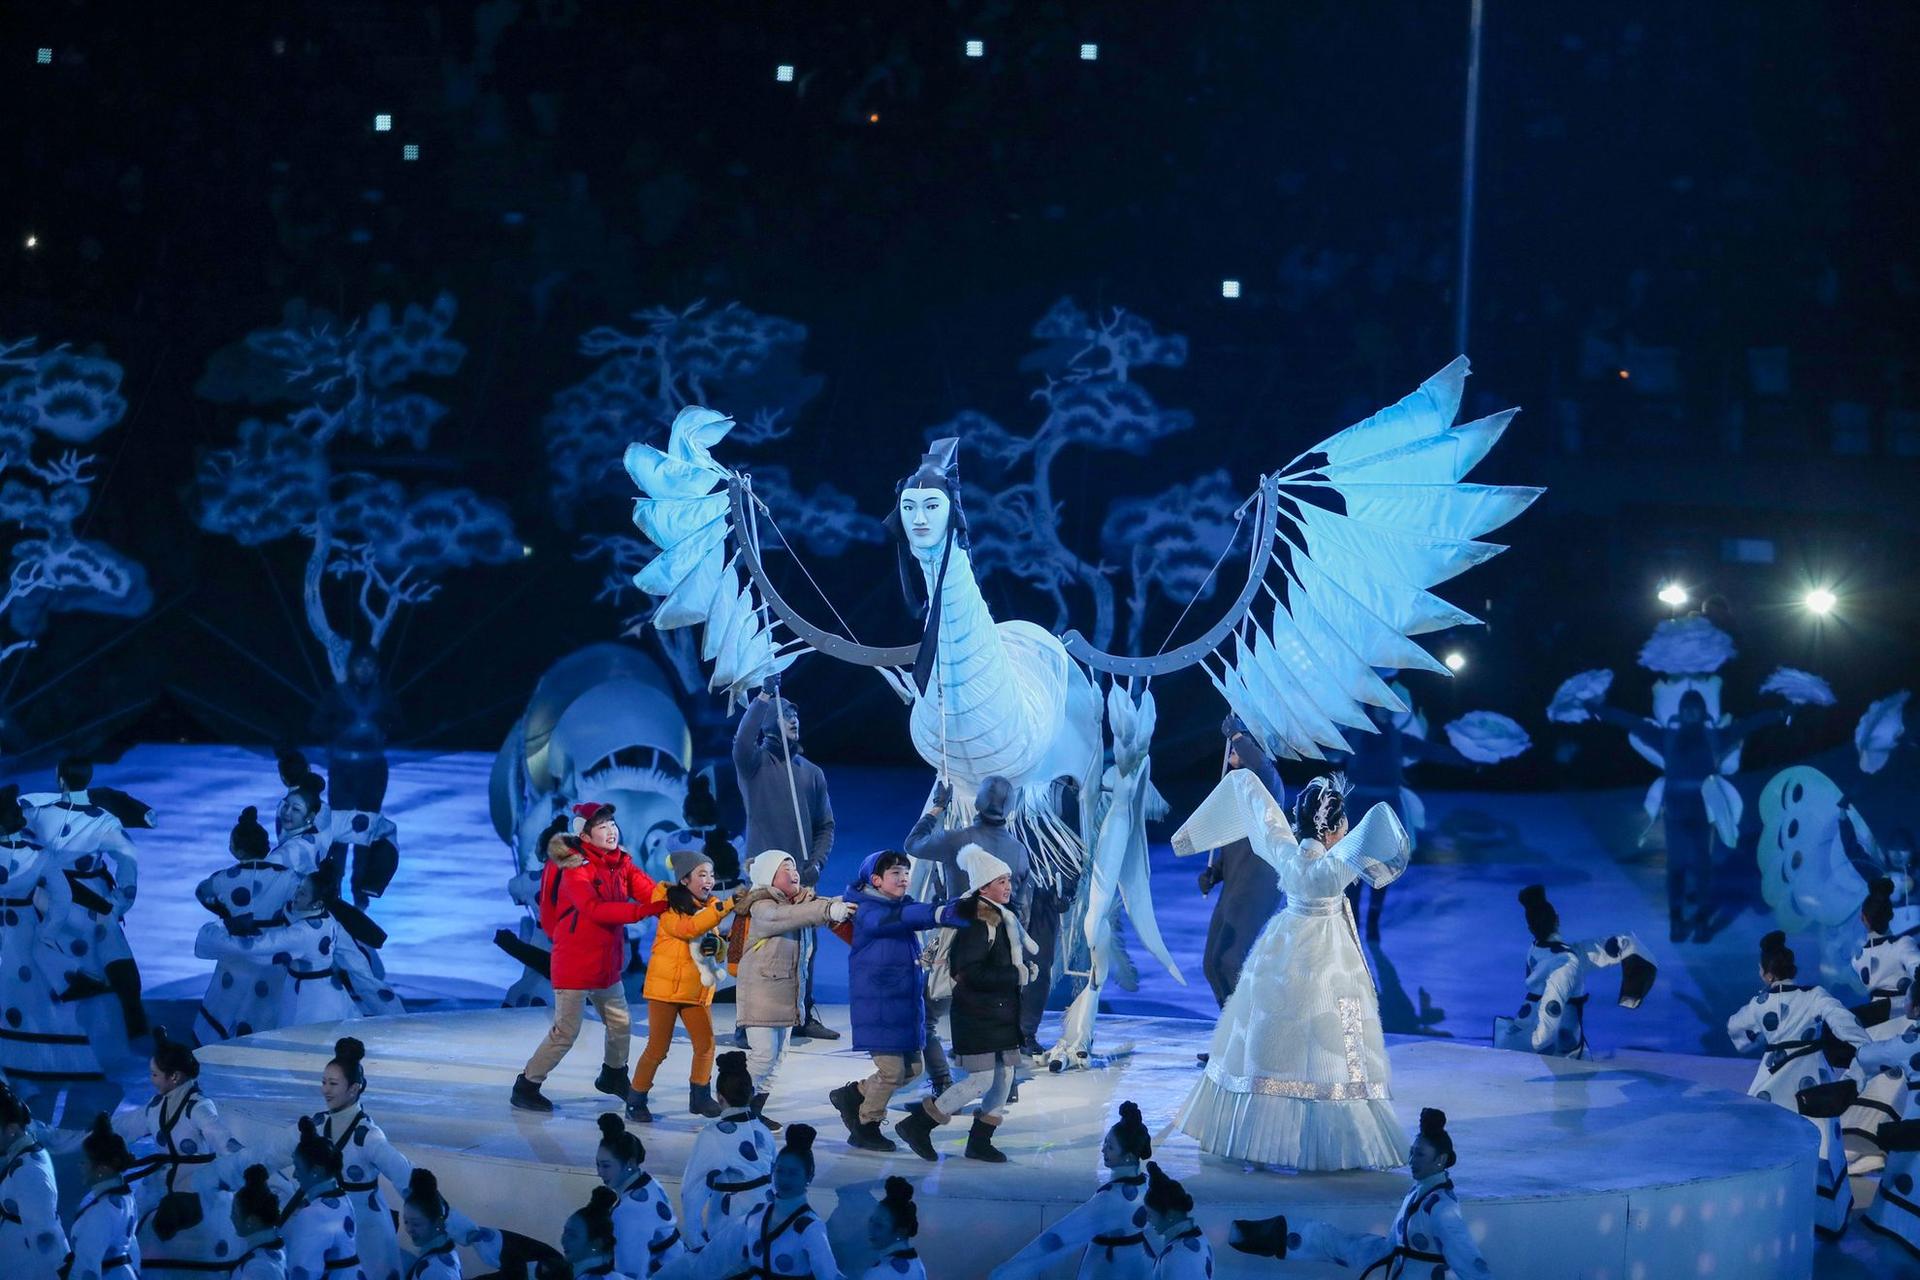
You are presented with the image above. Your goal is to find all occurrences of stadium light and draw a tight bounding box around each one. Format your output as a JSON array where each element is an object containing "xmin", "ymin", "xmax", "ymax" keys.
[
  {"xmin": 1444, "ymin": 651, "xmax": 1468, "ymax": 673},
  {"xmin": 402, "ymin": 144, "xmax": 419, "ymax": 161},
  {"xmin": 375, "ymin": 114, "xmax": 392, "ymax": 132},
  {"xmin": 775, "ymin": 64, "xmax": 794, "ymax": 82},
  {"xmin": 1657, "ymin": 583, "xmax": 1688, "ymax": 608},
  {"xmin": 1803, "ymin": 587, "xmax": 1837, "ymax": 616},
  {"xmin": 966, "ymin": 40, "xmax": 984, "ymax": 58},
  {"xmin": 1221, "ymin": 279, "xmax": 1241, "ymax": 299},
  {"xmin": 1080, "ymin": 43, "xmax": 1099, "ymax": 61}
]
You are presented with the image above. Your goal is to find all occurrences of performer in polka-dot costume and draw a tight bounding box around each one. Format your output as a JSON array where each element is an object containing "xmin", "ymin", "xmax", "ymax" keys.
[
  {"xmin": 0, "ymin": 1081, "xmax": 70, "ymax": 1280},
  {"xmin": 859, "ymin": 1177, "xmax": 925, "ymax": 1280},
  {"xmin": 1857, "ymin": 984, "xmax": 1920, "ymax": 1257},
  {"xmin": 680, "ymin": 1052, "xmax": 775, "ymax": 1245},
  {"xmin": 0, "ymin": 784, "xmax": 105, "ymax": 1084},
  {"xmin": 1142, "ymin": 1163, "xmax": 1212, "ymax": 1280},
  {"xmin": 592, "ymin": 1114, "xmax": 684, "ymax": 1276},
  {"xmin": 1492, "ymin": 885, "xmax": 1655, "ymax": 1060},
  {"xmin": 990, "ymin": 1101, "xmax": 1156, "ymax": 1280},
  {"xmin": 1842, "ymin": 876, "xmax": 1920, "ymax": 1175},
  {"xmin": 1227, "ymin": 1108, "xmax": 1491, "ymax": 1278},
  {"xmin": 654, "ymin": 1123, "xmax": 839, "ymax": 1280},
  {"xmin": 1725, "ymin": 930, "xmax": 1869, "ymax": 1237},
  {"xmin": 281, "ymin": 1120, "xmax": 370, "ymax": 1280},
  {"xmin": 112, "ymin": 1028, "xmax": 249, "ymax": 1214}
]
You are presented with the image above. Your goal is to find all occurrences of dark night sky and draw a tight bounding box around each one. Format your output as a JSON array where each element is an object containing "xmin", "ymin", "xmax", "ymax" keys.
[{"xmin": 2, "ymin": 2, "xmax": 1915, "ymax": 787}]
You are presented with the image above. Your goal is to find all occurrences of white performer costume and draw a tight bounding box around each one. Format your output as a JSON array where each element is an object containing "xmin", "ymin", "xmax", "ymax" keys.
[
  {"xmin": 1726, "ymin": 979, "xmax": 1870, "ymax": 1235},
  {"xmin": 1171, "ymin": 771, "xmax": 1411, "ymax": 1170},
  {"xmin": 1, "ymin": 1126, "xmax": 70, "ymax": 1280},
  {"xmin": 992, "ymin": 1169, "xmax": 1155, "ymax": 1280},
  {"xmin": 193, "ymin": 851, "xmax": 312, "ymax": 1043},
  {"xmin": 283, "ymin": 1178, "xmax": 367, "ymax": 1280},
  {"xmin": 297, "ymin": 1104, "xmax": 412, "ymax": 1280},
  {"xmin": 135, "ymin": 1186, "xmax": 242, "ymax": 1280},
  {"xmin": 403, "ymin": 1238, "xmax": 460, "ymax": 1280},
  {"xmin": 193, "ymin": 910, "xmax": 399, "ymax": 1034},
  {"xmin": 63, "ymin": 1174, "xmax": 140, "ymax": 1280},
  {"xmin": 1148, "ymin": 1220, "xmax": 1213, "ymax": 1280},
  {"xmin": 681, "ymin": 1106, "xmax": 776, "ymax": 1244},
  {"xmin": 655, "ymin": 1199, "xmax": 840, "ymax": 1280},
  {"xmin": 610, "ymin": 1166, "xmax": 686, "ymax": 1277},
  {"xmin": 230, "ymin": 1227, "xmax": 289, "ymax": 1280},
  {"xmin": 1492, "ymin": 930, "xmax": 1655, "ymax": 1059},
  {"xmin": 114, "ymin": 1077, "xmax": 245, "ymax": 1212},
  {"xmin": 1279, "ymin": 1171, "xmax": 1492, "ymax": 1277},
  {"xmin": 1843, "ymin": 928, "xmax": 1920, "ymax": 1171},
  {"xmin": 0, "ymin": 816, "xmax": 104, "ymax": 1082},
  {"xmin": 1857, "ymin": 1021, "xmax": 1920, "ymax": 1258},
  {"xmin": 860, "ymin": 1249, "xmax": 925, "ymax": 1280}
]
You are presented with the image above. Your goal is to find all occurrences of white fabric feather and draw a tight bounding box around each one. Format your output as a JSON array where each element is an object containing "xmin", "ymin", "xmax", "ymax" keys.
[
  {"xmin": 1443, "ymin": 711, "xmax": 1531, "ymax": 763},
  {"xmin": 1855, "ymin": 690, "xmax": 1910, "ymax": 775},
  {"xmin": 1548, "ymin": 669, "xmax": 1614, "ymax": 723},
  {"xmin": 1759, "ymin": 666, "xmax": 1835, "ymax": 707}
]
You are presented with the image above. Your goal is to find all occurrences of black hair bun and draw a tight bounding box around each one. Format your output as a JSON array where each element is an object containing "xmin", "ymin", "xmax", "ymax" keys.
[
  {"xmin": 597, "ymin": 1113, "xmax": 624, "ymax": 1141},
  {"xmin": 408, "ymin": 1168, "xmax": 439, "ymax": 1198},
  {"xmin": 243, "ymin": 1164, "xmax": 270, "ymax": 1191},
  {"xmin": 1118, "ymin": 1100, "xmax": 1142, "ymax": 1127},
  {"xmin": 784, "ymin": 1122, "xmax": 817, "ymax": 1156},
  {"xmin": 883, "ymin": 1175, "xmax": 913, "ymax": 1205},
  {"xmin": 1419, "ymin": 1107, "xmax": 1448, "ymax": 1138},
  {"xmin": 1517, "ymin": 884, "xmax": 1548, "ymax": 908},
  {"xmin": 1869, "ymin": 877, "xmax": 1895, "ymax": 899},
  {"xmin": 332, "ymin": 1036, "xmax": 366, "ymax": 1065},
  {"xmin": 588, "ymin": 1185, "xmax": 618, "ymax": 1213},
  {"xmin": 298, "ymin": 1115, "xmax": 319, "ymax": 1139}
]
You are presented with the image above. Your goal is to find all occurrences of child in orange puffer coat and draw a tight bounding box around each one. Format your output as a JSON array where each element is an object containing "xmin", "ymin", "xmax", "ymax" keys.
[{"xmin": 628, "ymin": 849, "xmax": 736, "ymax": 1122}]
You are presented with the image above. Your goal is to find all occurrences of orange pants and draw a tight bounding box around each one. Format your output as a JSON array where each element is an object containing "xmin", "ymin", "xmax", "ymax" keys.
[{"xmin": 630, "ymin": 1000, "xmax": 716, "ymax": 1091}]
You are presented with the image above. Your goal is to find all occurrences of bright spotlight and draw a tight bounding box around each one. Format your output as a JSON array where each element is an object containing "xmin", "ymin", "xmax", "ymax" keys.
[
  {"xmin": 1080, "ymin": 43, "xmax": 1099, "ymax": 61},
  {"xmin": 1221, "ymin": 279, "xmax": 1241, "ymax": 299},
  {"xmin": 37, "ymin": 48, "xmax": 53, "ymax": 65},
  {"xmin": 1804, "ymin": 587, "xmax": 1837, "ymax": 616},
  {"xmin": 24, "ymin": 233, "xmax": 37, "ymax": 249},
  {"xmin": 401, "ymin": 143, "xmax": 419, "ymax": 161},
  {"xmin": 1658, "ymin": 583, "xmax": 1688, "ymax": 607},
  {"xmin": 1444, "ymin": 651, "xmax": 1467, "ymax": 673},
  {"xmin": 965, "ymin": 39, "xmax": 984, "ymax": 58},
  {"xmin": 374, "ymin": 114, "xmax": 392, "ymax": 132},
  {"xmin": 775, "ymin": 64, "xmax": 794, "ymax": 82}
]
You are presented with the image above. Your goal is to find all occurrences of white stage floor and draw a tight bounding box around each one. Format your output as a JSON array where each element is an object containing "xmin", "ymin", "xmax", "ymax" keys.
[{"xmin": 199, "ymin": 1006, "xmax": 1828, "ymax": 1280}]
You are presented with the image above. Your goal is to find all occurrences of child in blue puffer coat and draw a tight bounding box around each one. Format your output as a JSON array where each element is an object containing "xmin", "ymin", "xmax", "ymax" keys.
[{"xmin": 828, "ymin": 850, "xmax": 964, "ymax": 1152}]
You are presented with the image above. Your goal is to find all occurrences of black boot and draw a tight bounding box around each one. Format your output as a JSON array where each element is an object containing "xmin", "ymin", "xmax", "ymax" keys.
[
  {"xmin": 689, "ymin": 1083, "xmax": 724, "ymax": 1118},
  {"xmin": 829, "ymin": 1082, "xmax": 864, "ymax": 1136},
  {"xmin": 798, "ymin": 1010, "xmax": 840, "ymax": 1041},
  {"xmin": 594, "ymin": 1064, "xmax": 630, "ymax": 1099},
  {"xmin": 848, "ymin": 1120, "xmax": 897, "ymax": 1153},
  {"xmin": 964, "ymin": 1116, "xmax": 1007, "ymax": 1163},
  {"xmin": 510, "ymin": 1074, "xmax": 554, "ymax": 1113},
  {"xmin": 895, "ymin": 1101, "xmax": 943, "ymax": 1162},
  {"xmin": 626, "ymin": 1090, "xmax": 653, "ymax": 1123},
  {"xmin": 1229, "ymin": 1215, "xmax": 1290, "ymax": 1258},
  {"xmin": 106, "ymin": 958, "xmax": 148, "ymax": 1038},
  {"xmin": 750, "ymin": 1092, "xmax": 783, "ymax": 1133}
]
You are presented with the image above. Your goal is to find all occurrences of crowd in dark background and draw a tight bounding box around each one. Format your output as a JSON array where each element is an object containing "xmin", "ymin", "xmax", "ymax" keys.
[{"xmin": 2, "ymin": 1, "xmax": 1915, "ymax": 789}]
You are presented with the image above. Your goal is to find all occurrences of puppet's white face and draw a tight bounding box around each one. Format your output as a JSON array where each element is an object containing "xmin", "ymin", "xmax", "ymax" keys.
[{"xmin": 898, "ymin": 486, "xmax": 951, "ymax": 554}]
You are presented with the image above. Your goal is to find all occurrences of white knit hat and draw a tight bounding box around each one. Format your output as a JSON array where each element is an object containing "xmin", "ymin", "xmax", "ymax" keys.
[
  {"xmin": 750, "ymin": 849, "xmax": 797, "ymax": 889},
  {"xmin": 956, "ymin": 843, "xmax": 1011, "ymax": 893}
]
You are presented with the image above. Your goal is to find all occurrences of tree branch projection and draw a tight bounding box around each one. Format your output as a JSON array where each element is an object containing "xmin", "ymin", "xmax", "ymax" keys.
[
  {"xmin": 927, "ymin": 298, "xmax": 1200, "ymax": 651},
  {"xmin": 193, "ymin": 295, "xmax": 519, "ymax": 684},
  {"xmin": 0, "ymin": 338, "xmax": 151, "ymax": 671},
  {"xmin": 547, "ymin": 301, "xmax": 882, "ymax": 687}
]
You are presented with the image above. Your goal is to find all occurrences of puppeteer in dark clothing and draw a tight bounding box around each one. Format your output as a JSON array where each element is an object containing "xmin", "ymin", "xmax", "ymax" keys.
[{"xmin": 1197, "ymin": 723, "xmax": 1286, "ymax": 1007}]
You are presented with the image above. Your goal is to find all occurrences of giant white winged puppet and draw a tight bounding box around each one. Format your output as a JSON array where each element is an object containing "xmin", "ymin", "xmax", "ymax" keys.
[{"xmin": 623, "ymin": 356, "xmax": 1538, "ymax": 1065}]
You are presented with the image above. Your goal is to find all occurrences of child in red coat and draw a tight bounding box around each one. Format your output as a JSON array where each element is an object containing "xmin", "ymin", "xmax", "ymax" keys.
[{"xmin": 512, "ymin": 803, "xmax": 667, "ymax": 1112}]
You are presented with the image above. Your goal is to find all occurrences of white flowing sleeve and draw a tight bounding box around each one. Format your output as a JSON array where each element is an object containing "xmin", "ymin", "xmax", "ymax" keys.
[
  {"xmin": 1289, "ymin": 1218, "xmax": 1393, "ymax": 1270},
  {"xmin": 990, "ymin": 1195, "xmax": 1114, "ymax": 1280},
  {"xmin": 1573, "ymin": 932, "xmax": 1657, "ymax": 1008},
  {"xmin": 653, "ymin": 1215, "xmax": 749, "ymax": 1280},
  {"xmin": 798, "ymin": 1219, "xmax": 842, "ymax": 1280},
  {"xmin": 110, "ymin": 1104, "xmax": 154, "ymax": 1144},
  {"xmin": 1331, "ymin": 803, "xmax": 1410, "ymax": 888},
  {"xmin": 1531, "ymin": 954, "xmax": 1581, "ymax": 1053},
  {"xmin": 1430, "ymin": 1197, "xmax": 1494, "ymax": 1276},
  {"xmin": 1726, "ymin": 997, "xmax": 1767, "ymax": 1052},
  {"xmin": 1812, "ymin": 989, "xmax": 1870, "ymax": 1048},
  {"xmin": 1171, "ymin": 770, "xmax": 1296, "ymax": 874}
]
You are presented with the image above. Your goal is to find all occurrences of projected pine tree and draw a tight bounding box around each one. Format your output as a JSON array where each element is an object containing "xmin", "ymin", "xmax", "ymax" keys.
[
  {"xmin": 192, "ymin": 294, "xmax": 519, "ymax": 685},
  {"xmin": 550, "ymin": 301, "xmax": 881, "ymax": 689},
  {"xmin": 0, "ymin": 339, "xmax": 151, "ymax": 670}
]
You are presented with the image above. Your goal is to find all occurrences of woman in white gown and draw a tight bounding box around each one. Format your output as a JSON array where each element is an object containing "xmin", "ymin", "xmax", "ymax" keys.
[{"xmin": 1173, "ymin": 772, "xmax": 1410, "ymax": 1171}]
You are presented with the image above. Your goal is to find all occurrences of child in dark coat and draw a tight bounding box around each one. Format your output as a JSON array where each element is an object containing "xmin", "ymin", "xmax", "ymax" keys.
[{"xmin": 828, "ymin": 850, "xmax": 963, "ymax": 1152}]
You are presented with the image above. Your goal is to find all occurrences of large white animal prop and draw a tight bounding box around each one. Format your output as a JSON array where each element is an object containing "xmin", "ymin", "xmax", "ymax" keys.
[{"xmin": 624, "ymin": 357, "xmax": 1537, "ymax": 1064}]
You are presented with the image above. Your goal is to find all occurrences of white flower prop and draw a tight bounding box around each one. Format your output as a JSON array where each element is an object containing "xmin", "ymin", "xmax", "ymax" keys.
[
  {"xmin": 1444, "ymin": 711, "xmax": 1532, "ymax": 764},
  {"xmin": 1856, "ymin": 690, "xmax": 1911, "ymax": 775},
  {"xmin": 1548, "ymin": 669, "xmax": 1614, "ymax": 723},
  {"xmin": 1759, "ymin": 666, "xmax": 1835, "ymax": 708},
  {"xmin": 1637, "ymin": 616, "xmax": 1736, "ymax": 676}
]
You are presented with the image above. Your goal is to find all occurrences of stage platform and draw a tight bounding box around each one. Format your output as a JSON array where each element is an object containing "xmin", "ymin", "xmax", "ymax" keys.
[{"xmin": 198, "ymin": 1006, "xmax": 1827, "ymax": 1280}]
